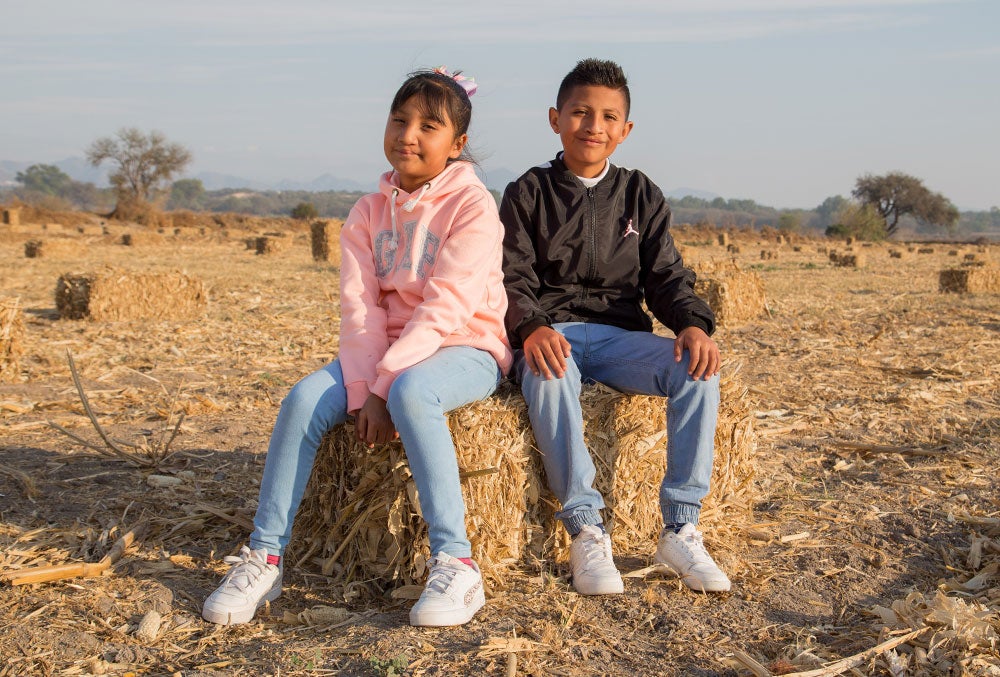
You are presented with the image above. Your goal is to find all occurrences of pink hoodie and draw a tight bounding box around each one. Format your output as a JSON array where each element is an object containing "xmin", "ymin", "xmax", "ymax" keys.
[{"xmin": 339, "ymin": 161, "xmax": 513, "ymax": 412}]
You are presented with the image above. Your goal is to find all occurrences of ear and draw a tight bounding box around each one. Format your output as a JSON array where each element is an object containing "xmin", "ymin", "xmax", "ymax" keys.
[
  {"xmin": 450, "ymin": 133, "xmax": 468, "ymax": 159},
  {"xmin": 617, "ymin": 120, "xmax": 634, "ymax": 143},
  {"xmin": 548, "ymin": 107, "xmax": 560, "ymax": 133}
]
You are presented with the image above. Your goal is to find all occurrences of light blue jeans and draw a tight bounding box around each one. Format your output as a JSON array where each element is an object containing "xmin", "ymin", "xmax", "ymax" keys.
[
  {"xmin": 250, "ymin": 346, "xmax": 502, "ymax": 559},
  {"xmin": 516, "ymin": 322, "xmax": 720, "ymax": 534}
]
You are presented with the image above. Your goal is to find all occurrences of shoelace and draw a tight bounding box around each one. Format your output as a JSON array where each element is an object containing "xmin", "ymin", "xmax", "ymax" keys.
[
  {"xmin": 579, "ymin": 531, "xmax": 614, "ymax": 571},
  {"xmin": 221, "ymin": 547, "xmax": 270, "ymax": 592},
  {"xmin": 675, "ymin": 529, "xmax": 712, "ymax": 565},
  {"xmin": 424, "ymin": 557, "xmax": 465, "ymax": 594}
]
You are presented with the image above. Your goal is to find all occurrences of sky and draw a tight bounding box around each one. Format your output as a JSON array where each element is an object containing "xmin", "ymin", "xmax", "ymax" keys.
[{"xmin": 2, "ymin": 0, "xmax": 998, "ymax": 210}]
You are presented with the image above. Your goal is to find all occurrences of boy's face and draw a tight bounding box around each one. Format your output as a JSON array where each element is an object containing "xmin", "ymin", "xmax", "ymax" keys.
[{"xmin": 549, "ymin": 85, "xmax": 633, "ymax": 179}]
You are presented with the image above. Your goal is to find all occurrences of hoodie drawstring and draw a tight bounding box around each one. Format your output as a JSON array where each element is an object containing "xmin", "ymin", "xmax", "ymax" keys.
[{"xmin": 389, "ymin": 182, "xmax": 431, "ymax": 251}]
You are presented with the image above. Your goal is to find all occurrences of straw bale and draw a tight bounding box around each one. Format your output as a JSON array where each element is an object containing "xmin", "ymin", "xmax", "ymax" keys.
[
  {"xmin": 889, "ymin": 249, "xmax": 906, "ymax": 259},
  {"xmin": 55, "ymin": 267, "xmax": 207, "ymax": 321},
  {"xmin": 759, "ymin": 250, "xmax": 777, "ymax": 260},
  {"xmin": 717, "ymin": 233, "xmax": 730, "ymax": 246},
  {"xmin": 726, "ymin": 244, "xmax": 741, "ymax": 254},
  {"xmin": 255, "ymin": 235, "xmax": 289, "ymax": 255},
  {"xmin": 917, "ymin": 247, "xmax": 935, "ymax": 254},
  {"xmin": 964, "ymin": 253, "xmax": 979, "ymax": 262},
  {"xmin": 310, "ymin": 220, "xmax": 343, "ymax": 263},
  {"xmin": 121, "ymin": 231, "xmax": 165, "ymax": 247},
  {"xmin": 833, "ymin": 253, "xmax": 865, "ymax": 268},
  {"xmin": 792, "ymin": 245, "xmax": 802, "ymax": 252},
  {"xmin": 25, "ymin": 238, "xmax": 84, "ymax": 259},
  {"xmin": 292, "ymin": 371, "xmax": 758, "ymax": 585},
  {"xmin": 948, "ymin": 250, "xmax": 960, "ymax": 256},
  {"xmin": 533, "ymin": 374, "xmax": 757, "ymax": 562},
  {"xmin": 291, "ymin": 384, "xmax": 532, "ymax": 590},
  {"xmin": 693, "ymin": 259, "xmax": 768, "ymax": 328},
  {"xmin": 0, "ymin": 297, "xmax": 24, "ymax": 383},
  {"xmin": 2, "ymin": 208, "xmax": 20, "ymax": 226},
  {"xmin": 939, "ymin": 267, "xmax": 1000, "ymax": 293}
]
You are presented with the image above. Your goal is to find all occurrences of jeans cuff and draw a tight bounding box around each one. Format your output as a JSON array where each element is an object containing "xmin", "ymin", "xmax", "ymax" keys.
[
  {"xmin": 663, "ymin": 505, "xmax": 700, "ymax": 527},
  {"xmin": 561, "ymin": 510, "xmax": 603, "ymax": 536}
]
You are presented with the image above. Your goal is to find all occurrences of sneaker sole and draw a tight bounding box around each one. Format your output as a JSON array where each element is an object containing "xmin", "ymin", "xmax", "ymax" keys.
[
  {"xmin": 572, "ymin": 577, "xmax": 625, "ymax": 595},
  {"xmin": 654, "ymin": 558, "xmax": 730, "ymax": 593},
  {"xmin": 409, "ymin": 594, "xmax": 485, "ymax": 627},
  {"xmin": 202, "ymin": 585, "xmax": 282, "ymax": 625}
]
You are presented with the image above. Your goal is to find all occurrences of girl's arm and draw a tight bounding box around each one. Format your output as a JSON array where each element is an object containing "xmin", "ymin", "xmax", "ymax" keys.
[
  {"xmin": 339, "ymin": 200, "xmax": 391, "ymax": 413},
  {"xmin": 369, "ymin": 187, "xmax": 502, "ymax": 400}
]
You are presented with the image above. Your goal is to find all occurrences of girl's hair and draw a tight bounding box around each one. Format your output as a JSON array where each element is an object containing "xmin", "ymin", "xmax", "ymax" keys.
[{"xmin": 390, "ymin": 69, "xmax": 475, "ymax": 163}]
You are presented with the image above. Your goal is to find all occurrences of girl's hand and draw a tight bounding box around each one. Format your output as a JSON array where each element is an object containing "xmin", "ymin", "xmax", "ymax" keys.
[
  {"xmin": 674, "ymin": 326, "xmax": 721, "ymax": 381},
  {"xmin": 355, "ymin": 394, "xmax": 398, "ymax": 447},
  {"xmin": 523, "ymin": 326, "xmax": 572, "ymax": 379}
]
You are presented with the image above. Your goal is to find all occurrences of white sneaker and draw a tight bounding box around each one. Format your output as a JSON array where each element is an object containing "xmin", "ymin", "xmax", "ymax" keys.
[
  {"xmin": 654, "ymin": 523, "xmax": 731, "ymax": 592},
  {"xmin": 569, "ymin": 524, "xmax": 624, "ymax": 595},
  {"xmin": 202, "ymin": 546, "xmax": 282, "ymax": 625},
  {"xmin": 409, "ymin": 553, "xmax": 485, "ymax": 627}
]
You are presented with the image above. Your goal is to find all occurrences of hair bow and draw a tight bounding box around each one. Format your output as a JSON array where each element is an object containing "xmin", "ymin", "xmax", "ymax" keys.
[{"xmin": 434, "ymin": 65, "xmax": 477, "ymax": 97}]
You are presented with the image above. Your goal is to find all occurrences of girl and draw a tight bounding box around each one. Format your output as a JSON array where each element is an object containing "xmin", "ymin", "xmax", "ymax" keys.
[{"xmin": 202, "ymin": 67, "xmax": 512, "ymax": 628}]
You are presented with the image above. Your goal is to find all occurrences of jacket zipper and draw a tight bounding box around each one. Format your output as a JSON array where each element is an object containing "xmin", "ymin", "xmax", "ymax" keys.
[{"xmin": 586, "ymin": 187, "xmax": 597, "ymax": 285}]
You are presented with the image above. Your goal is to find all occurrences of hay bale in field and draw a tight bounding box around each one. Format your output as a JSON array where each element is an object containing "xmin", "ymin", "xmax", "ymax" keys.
[
  {"xmin": 717, "ymin": 233, "xmax": 730, "ymax": 246},
  {"xmin": 833, "ymin": 253, "xmax": 865, "ymax": 268},
  {"xmin": 693, "ymin": 259, "xmax": 768, "ymax": 328},
  {"xmin": 726, "ymin": 244, "xmax": 741, "ymax": 254},
  {"xmin": 255, "ymin": 235, "xmax": 289, "ymax": 255},
  {"xmin": 0, "ymin": 297, "xmax": 24, "ymax": 383},
  {"xmin": 55, "ymin": 267, "xmax": 207, "ymax": 321},
  {"xmin": 918, "ymin": 247, "xmax": 935, "ymax": 254},
  {"xmin": 939, "ymin": 267, "xmax": 1000, "ymax": 293},
  {"xmin": 292, "ymin": 376, "xmax": 758, "ymax": 585},
  {"xmin": 25, "ymin": 238, "xmax": 83, "ymax": 258},
  {"xmin": 889, "ymin": 249, "xmax": 906, "ymax": 259},
  {"xmin": 948, "ymin": 250, "xmax": 959, "ymax": 256},
  {"xmin": 2, "ymin": 208, "xmax": 20, "ymax": 226},
  {"xmin": 760, "ymin": 249, "xmax": 777, "ymax": 260},
  {"xmin": 310, "ymin": 220, "xmax": 343, "ymax": 263},
  {"xmin": 291, "ymin": 384, "xmax": 533, "ymax": 590},
  {"xmin": 964, "ymin": 253, "xmax": 979, "ymax": 262},
  {"xmin": 792, "ymin": 245, "xmax": 802, "ymax": 252},
  {"xmin": 121, "ymin": 230, "xmax": 165, "ymax": 247}
]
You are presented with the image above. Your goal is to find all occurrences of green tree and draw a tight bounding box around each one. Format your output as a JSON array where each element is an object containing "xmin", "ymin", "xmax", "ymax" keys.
[
  {"xmin": 15, "ymin": 164, "xmax": 74, "ymax": 196},
  {"xmin": 852, "ymin": 172, "xmax": 959, "ymax": 237},
  {"xmin": 814, "ymin": 195, "xmax": 849, "ymax": 230},
  {"xmin": 168, "ymin": 178, "xmax": 206, "ymax": 210},
  {"xmin": 86, "ymin": 128, "xmax": 192, "ymax": 212},
  {"xmin": 826, "ymin": 202, "xmax": 886, "ymax": 241},
  {"xmin": 777, "ymin": 212, "xmax": 802, "ymax": 233},
  {"xmin": 290, "ymin": 201, "xmax": 318, "ymax": 220}
]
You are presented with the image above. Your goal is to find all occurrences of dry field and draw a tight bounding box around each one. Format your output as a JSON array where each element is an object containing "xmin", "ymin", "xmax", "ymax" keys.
[{"xmin": 0, "ymin": 212, "xmax": 998, "ymax": 676}]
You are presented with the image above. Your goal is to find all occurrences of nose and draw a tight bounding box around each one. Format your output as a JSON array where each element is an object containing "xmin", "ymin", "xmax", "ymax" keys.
[
  {"xmin": 583, "ymin": 113, "xmax": 602, "ymax": 134},
  {"xmin": 398, "ymin": 121, "xmax": 418, "ymax": 144}
]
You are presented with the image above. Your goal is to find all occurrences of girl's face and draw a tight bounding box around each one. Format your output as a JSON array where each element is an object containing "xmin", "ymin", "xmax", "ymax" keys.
[{"xmin": 384, "ymin": 95, "xmax": 467, "ymax": 193}]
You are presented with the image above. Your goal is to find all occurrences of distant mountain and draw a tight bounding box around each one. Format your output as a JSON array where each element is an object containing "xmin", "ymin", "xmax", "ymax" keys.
[
  {"xmin": 665, "ymin": 187, "xmax": 720, "ymax": 201},
  {"xmin": 274, "ymin": 173, "xmax": 373, "ymax": 192}
]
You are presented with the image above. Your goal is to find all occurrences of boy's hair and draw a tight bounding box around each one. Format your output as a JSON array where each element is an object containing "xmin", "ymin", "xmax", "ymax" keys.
[
  {"xmin": 390, "ymin": 70, "xmax": 474, "ymax": 162},
  {"xmin": 556, "ymin": 58, "xmax": 630, "ymax": 117}
]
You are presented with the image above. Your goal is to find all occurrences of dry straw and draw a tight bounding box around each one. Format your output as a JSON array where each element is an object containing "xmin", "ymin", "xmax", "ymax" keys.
[
  {"xmin": 939, "ymin": 267, "xmax": 1000, "ymax": 293},
  {"xmin": 25, "ymin": 239, "xmax": 84, "ymax": 259},
  {"xmin": 255, "ymin": 235, "xmax": 290, "ymax": 255},
  {"xmin": 55, "ymin": 266, "xmax": 207, "ymax": 321},
  {"xmin": 693, "ymin": 258, "xmax": 768, "ymax": 328},
  {"xmin": 0, "ymin": 296, "xmax": 24, "ymax": 383},
  {"xmin": 310, "ymin": 220, "xmax": 343, "ymax": 264},
  {"xmin": 292, "ymin": 373, "xmax": 757, "ymax": 586}
]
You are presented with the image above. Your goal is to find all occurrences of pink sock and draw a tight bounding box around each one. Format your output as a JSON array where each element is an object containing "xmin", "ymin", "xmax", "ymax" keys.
[
  {"xmin": 458, "ymin": 557, "xmax": 475, "ymax": 568},
  {"xmin": 267, "ymin": 554, "xmax": 281, "ymax": 566}
]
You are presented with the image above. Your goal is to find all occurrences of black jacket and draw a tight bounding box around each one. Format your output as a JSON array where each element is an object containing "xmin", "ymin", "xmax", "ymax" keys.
[{"xmin": 500, "ymin": 155, "xmax": 715, "ymax": 347}]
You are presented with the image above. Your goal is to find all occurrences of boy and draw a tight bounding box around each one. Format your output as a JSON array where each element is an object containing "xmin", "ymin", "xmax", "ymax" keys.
[{"xmin": 500, "ymin": 58, "xmax": 730, "ymax": 595}]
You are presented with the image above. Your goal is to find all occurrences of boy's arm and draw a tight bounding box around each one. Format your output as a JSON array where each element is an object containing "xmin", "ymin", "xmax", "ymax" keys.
[
  {"xmin": 500, "ymin": 182, "xmax": 550, "ymax": 346},
  {"xmin": 640, "ymin": 188, "xmax": 717, "ymax": 336}
]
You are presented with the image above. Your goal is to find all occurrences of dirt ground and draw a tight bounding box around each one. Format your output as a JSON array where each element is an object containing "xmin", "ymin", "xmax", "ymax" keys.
[{"xmin": 0, "ymin": 215, "xmax": 997, "ymax": 676}]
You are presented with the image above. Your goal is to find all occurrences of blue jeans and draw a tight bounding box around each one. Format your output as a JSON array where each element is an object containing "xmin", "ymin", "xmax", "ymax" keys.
[
  {"xmin": 250, "ymin": 346, "xmax": 502, "ymax": 559},
  {"xmin": 515, "ymin": 322, "xmax": 720, "ymax": 534}
]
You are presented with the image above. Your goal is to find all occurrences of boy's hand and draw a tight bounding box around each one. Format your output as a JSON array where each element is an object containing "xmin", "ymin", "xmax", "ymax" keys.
[
  {"xmin": 523, "ymin": 326, "xmax": 572, "ymax": 379},
  {"xmin": 355, "ymin": 394, "xmax": 398, "ymax": 447},
  {"xmin": 675, "ymin": 326, "xmax": 721, "ymax": 381}
]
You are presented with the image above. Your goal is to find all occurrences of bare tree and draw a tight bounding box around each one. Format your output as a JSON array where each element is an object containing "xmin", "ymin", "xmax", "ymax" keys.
[
  {"xmin": 852, "ymin": 172, "xmax": 959, "ymax": 237},
  {"xmin": 86, "ymin": 128, "xmax": 192, "ymax": 213}
]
